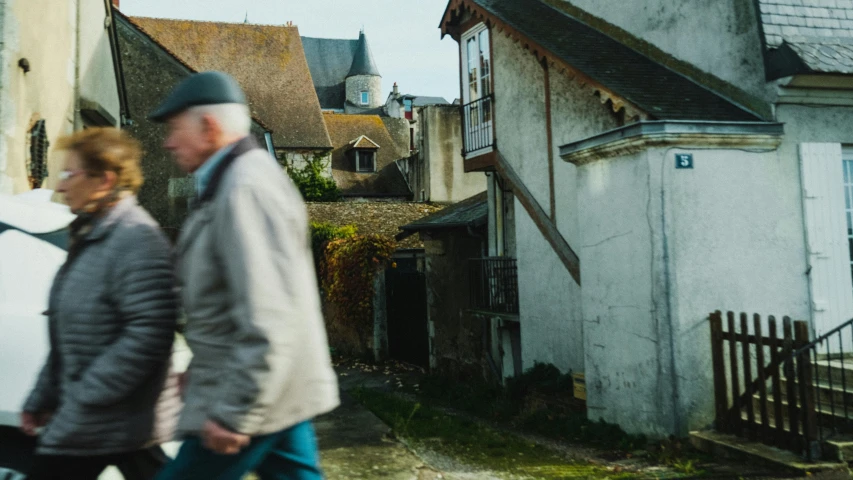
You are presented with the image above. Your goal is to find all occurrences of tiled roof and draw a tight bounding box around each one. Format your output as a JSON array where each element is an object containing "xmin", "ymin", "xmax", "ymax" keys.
[
  {"xmin": 114, "ymin": 13, "xmax": 273, "ymax": 132},
  {"xmin": 758, "ymin": 0, "xmax": 853, "ymax": 76},
  {"xmin": 442, "ymin": 0, "xmax": 759, "ymax": 121},
  {"xmin": 301, "ymin": 36, "xmax": 358, "ymax": 109},
  {"xmin": 128, "ymin": 17, "xmax": 331, "ymax": 149},
  {"xmin": 399, "ymin": 191, "xmax": 487, "ymax": 233},
  {"xmin": 324, "ymin": 113, "xmax": 411, "ymax": 197},
  {"xmin": 307, "ymin": 202, "xmax": 442, "ymax": 249}
]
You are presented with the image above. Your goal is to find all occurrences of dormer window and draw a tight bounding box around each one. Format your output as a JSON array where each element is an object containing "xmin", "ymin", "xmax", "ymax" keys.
[
  {"xmin": 350, "ymin": 135, "xmax": 379, "ymax": 172},
  {"xmin": 356, "ymin": 150, "xmax": 375, "ymax": 172},
  {"xmin": 360, "ymin": 91, "xmax": 369, "ymax": 105}
]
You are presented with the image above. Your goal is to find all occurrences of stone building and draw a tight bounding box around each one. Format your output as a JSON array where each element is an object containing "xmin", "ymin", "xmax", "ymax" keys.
[
  {"xmin": 114, "ymin": 11, "xmax": 272, "ymax": 237},
  {"xmin": 323, "ymin": 112, "xmax": 411, "ymax": 201},
  {"xmin": 0, "ymin": 0, "xmax": 125, "ymax": 195},
  {"xmin": 302, "ymin": 31, "xmax": 383, "ymax": 114}
]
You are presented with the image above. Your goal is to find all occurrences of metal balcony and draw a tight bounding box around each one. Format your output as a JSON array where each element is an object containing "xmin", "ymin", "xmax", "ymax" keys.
[
  {"xmin": 469, "ymin": 256, "xmax": 518, "ymax": 315},
  {"xmin": 461, "ymin": 94, "xmax": 494, "ymax": 156}
]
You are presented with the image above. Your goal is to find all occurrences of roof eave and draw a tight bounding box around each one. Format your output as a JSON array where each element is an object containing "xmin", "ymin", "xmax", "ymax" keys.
[{"xmin": 559, "ymin": 120, "xmax": 785, "ymax": 166}]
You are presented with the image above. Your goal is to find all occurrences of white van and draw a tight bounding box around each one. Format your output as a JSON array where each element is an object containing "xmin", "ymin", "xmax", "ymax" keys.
[{"xmin": 0, "ymin": 191, "xmax": 186, "ymax": 479}]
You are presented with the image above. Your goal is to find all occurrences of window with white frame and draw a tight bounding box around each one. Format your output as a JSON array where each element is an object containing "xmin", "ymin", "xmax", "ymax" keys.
[
  {"xmin": 356, "ymin": 150, "xmax": 375, "ymax": 172},
  {"xmin": 360, "ymin": 91, "xmax": 369, "ymax": 105},
  {"xmin": 461, "ymin": 24, "xmax": 493, "ymax": 154}
]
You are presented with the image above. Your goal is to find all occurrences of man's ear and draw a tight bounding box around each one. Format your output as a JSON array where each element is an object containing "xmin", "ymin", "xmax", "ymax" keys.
[{"xmin": 201, "ymin": 113, "xmax": 223, "ymax": 143}]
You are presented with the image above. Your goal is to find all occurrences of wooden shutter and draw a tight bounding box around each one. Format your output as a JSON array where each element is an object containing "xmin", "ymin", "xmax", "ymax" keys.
[{"xmin": 800, "ymin": 143, "xmax": 853, "ymax": 343}]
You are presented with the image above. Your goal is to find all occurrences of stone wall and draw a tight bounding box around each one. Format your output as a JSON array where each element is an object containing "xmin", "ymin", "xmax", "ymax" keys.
[
  {"xmin": 422, "ymin": 228, "xmax": 493, "ymax": 380},
  {"xmin": 345, "ymin": 74, "xmax": 382, "ymax": 109}
]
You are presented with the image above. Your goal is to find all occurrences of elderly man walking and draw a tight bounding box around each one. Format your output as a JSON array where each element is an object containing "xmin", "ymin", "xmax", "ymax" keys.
[{"xmin": 151, "ymin": 71, "xmax": 339, "ymax": 480}]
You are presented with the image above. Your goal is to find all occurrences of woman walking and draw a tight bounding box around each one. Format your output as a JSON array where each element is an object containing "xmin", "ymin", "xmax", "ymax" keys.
[{"xmin": 20, "ymin": 128, "xmax": 177, "ymax": 480}]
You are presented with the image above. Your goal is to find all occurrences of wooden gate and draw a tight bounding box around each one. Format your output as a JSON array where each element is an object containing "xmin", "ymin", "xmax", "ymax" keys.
[
  {"xmin": 386, "ymin": 255, "xmax": 429, "ymax": 368},
  {"xmin": 710, "ymin": 311, "xmax": 819, "ymax": 458}
]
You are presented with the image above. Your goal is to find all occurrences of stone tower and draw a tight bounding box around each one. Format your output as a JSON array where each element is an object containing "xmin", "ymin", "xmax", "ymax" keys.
[{"xmin": 345, "ymin": 31, "xmax": 381, "ymax": 113}]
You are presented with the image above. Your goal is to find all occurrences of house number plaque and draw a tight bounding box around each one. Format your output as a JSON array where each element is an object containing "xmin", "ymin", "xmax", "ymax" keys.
[{"xmin": 675, "ymin": 153, "xmax": 693, "ymax": 169}]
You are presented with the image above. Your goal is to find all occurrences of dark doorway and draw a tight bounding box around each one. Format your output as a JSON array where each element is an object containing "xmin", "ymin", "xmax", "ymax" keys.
[{"xmin": 385, "ymin": 252, "xmax": 429, "ymax": 368}]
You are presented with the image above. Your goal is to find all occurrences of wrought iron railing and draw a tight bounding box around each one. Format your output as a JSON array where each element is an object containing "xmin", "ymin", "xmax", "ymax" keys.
[
  {"xmin": 789, "ymin": 316, "xmax": 853, "ymax": 459},
  {"xmin": 461, "ymin": 95, "xmax": 494, "ymax": 156},
  {"xmin": 469, "ymin": 257, "xmax": 518, "ymax": 314}
]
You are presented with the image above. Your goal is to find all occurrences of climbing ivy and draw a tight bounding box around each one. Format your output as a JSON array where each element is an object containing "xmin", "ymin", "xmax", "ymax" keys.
[
  {"xmin": 310, "ymin": 222, "xmax": 357, "ymax": 286},
  {"xmin": 285, "ymin": 154, "xmax": 341, "ymax": 202},
  {"xmin": 322, "ymin": 234, "xmax": 396, "ymax": 345}
]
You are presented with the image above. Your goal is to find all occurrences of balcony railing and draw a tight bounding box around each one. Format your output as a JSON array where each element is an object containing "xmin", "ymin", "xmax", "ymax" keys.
[
  {"xmin": 461, "ymin": 94, "xmax": 494, "ymax": 156},
  {"xmin": 469, "ymin": 257, "xmax": 518, "ymax": 315}
]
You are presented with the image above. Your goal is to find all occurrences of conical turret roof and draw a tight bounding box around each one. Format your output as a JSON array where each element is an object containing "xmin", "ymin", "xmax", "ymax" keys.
[{"xmin": 347, "ymin": 31, "xmax": 380, "ymax": 77}]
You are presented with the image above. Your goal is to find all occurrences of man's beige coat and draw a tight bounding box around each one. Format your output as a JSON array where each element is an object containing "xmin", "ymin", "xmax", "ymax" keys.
[{"xmin": 175, "ymin": 138, "xmax": 339, "ymax": 436}]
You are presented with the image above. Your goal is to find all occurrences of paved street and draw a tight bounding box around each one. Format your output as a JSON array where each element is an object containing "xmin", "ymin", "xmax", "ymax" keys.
[{"xmin": 317, "ymin": 392, "xmax": 445, "ymax": 480}]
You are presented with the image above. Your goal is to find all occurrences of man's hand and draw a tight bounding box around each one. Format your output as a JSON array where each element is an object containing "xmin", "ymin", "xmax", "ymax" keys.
[
  {"xmin": 20, "ymin": 411, "xmax": 51, "ymax": 436},
  {"xmin": 202, "ymin": 419, "xmax": 250, "ymax": 455}
]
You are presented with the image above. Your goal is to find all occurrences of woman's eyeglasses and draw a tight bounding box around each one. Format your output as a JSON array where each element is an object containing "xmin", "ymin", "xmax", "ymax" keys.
[{"xmin": 57, "ymin": 170, "xmax": 86, "ymax": 182}]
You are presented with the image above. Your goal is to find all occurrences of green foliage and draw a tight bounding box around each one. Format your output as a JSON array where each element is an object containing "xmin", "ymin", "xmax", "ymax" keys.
[
  {"xmin": 322, "ymin": 234, "xmax": 396, "ymax": 344},
  {"xmin": 286, "ymin": 154, "xmax": 340, "ymax": 202},
  {"xmin": 310, "ymin": 222, "xmax": 357, "ymax": 269}
]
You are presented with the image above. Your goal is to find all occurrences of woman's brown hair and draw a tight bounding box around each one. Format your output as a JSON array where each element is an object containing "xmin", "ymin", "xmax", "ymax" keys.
[{"xmin": 55, "ymin": 127, "xmax": 144, "ymax": 194}]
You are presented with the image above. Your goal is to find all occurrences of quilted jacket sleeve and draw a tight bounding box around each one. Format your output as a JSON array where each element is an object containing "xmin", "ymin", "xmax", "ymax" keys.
[
  {"xmin": 70, "ymin": 224, "xmax": 178, "ymax": 407},
  {"xmin": 23, "ymin": 344, "xmax": 60, "ymax": 413}
]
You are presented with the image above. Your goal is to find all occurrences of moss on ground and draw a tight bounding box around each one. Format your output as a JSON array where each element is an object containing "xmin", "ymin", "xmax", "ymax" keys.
[{"xmin": 351, "ymin": 387, "xmax": 651, "ymax": 479}]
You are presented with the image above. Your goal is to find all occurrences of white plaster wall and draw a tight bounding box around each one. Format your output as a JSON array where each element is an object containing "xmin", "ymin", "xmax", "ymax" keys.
[
  {"xmin": 660, "ymin": 144, "xmax": 810, "ymax": 434},
  {"xmin": 515, "ymin": 199, "xmax": 584, "ymax": 373},
  {"xmin": 421, "ymin": 105, "xmax": 485, "ymax": 203},
  {"xmin": 548, "ymin": 63, "xmax": 621, "ymax": 246},
  {"xmin": 0, "ymin": 0, "xmax": 76, "ymax": 194},
  {"xmin": 491, "ymin": 31, "xmax": 550, "ymax": 210},
  {"xmin": 563, "ymin": 0, "xmax": 772, "ymax": 103},
  {"xmin": 577, "ymin": 150, "xmax": 678, "ymax": 437}
]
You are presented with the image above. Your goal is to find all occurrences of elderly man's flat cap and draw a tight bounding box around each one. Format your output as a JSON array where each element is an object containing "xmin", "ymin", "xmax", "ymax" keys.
[{"xmin": 149, "ymin": 71, "xmax": 247, "ymax": 122}]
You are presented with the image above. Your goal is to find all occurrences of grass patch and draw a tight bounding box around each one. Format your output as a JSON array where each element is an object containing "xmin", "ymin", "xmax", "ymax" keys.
[{"xmin": 351, "ymin": 387, "xmax": 642, "ymax": 479}]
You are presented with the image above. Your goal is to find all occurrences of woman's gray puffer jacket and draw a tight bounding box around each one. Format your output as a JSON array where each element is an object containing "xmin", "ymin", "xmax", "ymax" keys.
[{"xmin": 23, "ymin": 196, "xmax": 177, "ymax": 455}]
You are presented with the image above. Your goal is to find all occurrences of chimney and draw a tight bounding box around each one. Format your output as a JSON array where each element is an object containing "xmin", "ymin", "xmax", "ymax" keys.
[
  {"xmin": 393, "ymin": 82, "xmax": 399, "ymax": 97},
  {"xmin": 112, "ymin": 0, "xmax": 119, "ymax": 8}
]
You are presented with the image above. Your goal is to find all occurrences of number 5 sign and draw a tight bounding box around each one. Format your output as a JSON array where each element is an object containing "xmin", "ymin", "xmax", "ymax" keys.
[{"xmin": 675, "ymin": 153, "xmax": 693, "ymax": 169}]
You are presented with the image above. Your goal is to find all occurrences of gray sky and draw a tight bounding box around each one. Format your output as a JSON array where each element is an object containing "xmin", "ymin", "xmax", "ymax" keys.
[{"xmin": 119, "ymin": 0, "xmax": 461, "ymax": 103}]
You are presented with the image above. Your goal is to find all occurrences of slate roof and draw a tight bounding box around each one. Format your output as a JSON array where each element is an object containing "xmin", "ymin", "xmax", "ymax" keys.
[
  {"xmin": 324, "ymin": 113, "xmax": 412, "ymax": 197},
  {"xmin": 129, "ymin": 17, "xmax": 331, "ymax": 149},
  {"xmin": 302, "ymin": 32, "xmax": 380, "ymax": 110},
  {"xmin": 757, "ymin": 0, "xmax": 853, "ymax": 77},
  {"xmin": 301, "ymin": 37, "xmax": 358, "ymax": 109},
  {"xmin": 347, "ymin": 31, "xmax": 381, "ymax": 77},
  {"xmin": 442, "ymin": 0, "xmax": 760, "ymax": 121},
  {"xmin": 307, "ymin": 202, "xmax": 442, "ymax": 249},
  {"xmin": 412, "ymin": 96, "xmax": 450, "ymax": 106},
  {"xmin": 398, "ymin": 191, "xmax": 487, "ymax": 237}
]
